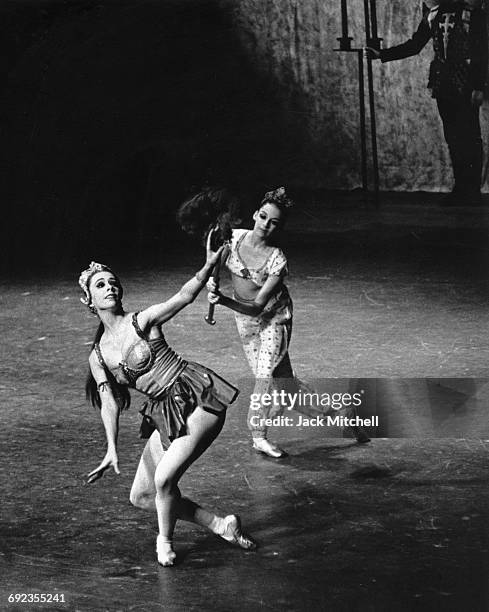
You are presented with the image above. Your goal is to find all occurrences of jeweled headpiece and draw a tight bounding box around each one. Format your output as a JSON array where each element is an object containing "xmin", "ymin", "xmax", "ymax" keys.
[
  {"xmin": 78, "ymin": 261, "xmax": 114, "ymax": 308},
  {"xmin": 261, "ymin": 186, "xmax": 294, "ymax": 209}
]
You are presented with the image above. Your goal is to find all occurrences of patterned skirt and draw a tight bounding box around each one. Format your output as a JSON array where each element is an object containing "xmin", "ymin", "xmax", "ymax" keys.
[{"xmin": 138, "ymin": 361, "xmax": 239, "ymax": 449}]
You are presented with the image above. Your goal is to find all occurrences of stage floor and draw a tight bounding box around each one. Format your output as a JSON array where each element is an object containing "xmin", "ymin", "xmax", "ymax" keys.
[{"xmin": 1, "ymin": 191, "xmax": 489, "ymax": 610}]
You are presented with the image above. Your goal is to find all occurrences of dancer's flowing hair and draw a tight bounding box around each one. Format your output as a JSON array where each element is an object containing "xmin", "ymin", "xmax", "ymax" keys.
[{"xmin": 177, "ymin": 186, "xmax": 241, "ymax": 247}]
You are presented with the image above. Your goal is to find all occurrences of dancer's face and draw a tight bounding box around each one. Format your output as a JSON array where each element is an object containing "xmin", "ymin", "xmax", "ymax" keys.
[
  {"xmin": 88, "ymin": 271, "xmax": 123, "ymax": 312},
  {"xmin": 252, "ymin": 203, "xmax": 284, "ymax": 240}
]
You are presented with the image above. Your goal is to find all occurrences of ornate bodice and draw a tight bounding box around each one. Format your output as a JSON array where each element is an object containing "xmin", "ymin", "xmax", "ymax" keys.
[
  {"xmin": 225, "ymin": 229, "xmax": 288, "ymax": 287},
  {"xmin": 94, "ymin": 313, "xmax": 186, "ymax": 398}
]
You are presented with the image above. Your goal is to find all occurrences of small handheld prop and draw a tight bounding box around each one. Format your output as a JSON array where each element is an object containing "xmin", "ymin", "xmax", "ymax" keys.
[
  {"xmin": 177, "ymin": 186, "xmax": 240, "ymax": 327},
  {"xmin": 205, "ymin": 252, "xmax": 222, "ymax": 326}
]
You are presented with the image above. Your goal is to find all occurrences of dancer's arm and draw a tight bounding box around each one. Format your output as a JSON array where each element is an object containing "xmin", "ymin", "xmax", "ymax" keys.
[
  {"xmin": 207, "ymin": 274, "xmax": 283, "ymax": 317},
  {"xmin": 87, "ymin": 352, "xmax": 121, "ymax": 483},
  {"xmin": 367, "ymin": 13, "xmax": 431, "ymax": 62},
  {"xmin": 138, "ymin": 230, "xmax": 223, "ymax": 328}
]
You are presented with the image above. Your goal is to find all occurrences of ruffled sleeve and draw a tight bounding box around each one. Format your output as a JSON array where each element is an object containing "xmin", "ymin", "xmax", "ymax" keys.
[
  {"xmin": 268, "ymin": 248, "xmax": 288, "ymax": 277},
  {"xmin": 230, "ymin": 228, "xmax": 247, "ymax": 248},
  {"xmin": 225, "ymin": 228, "xmax": 246, "ymax": 272}
]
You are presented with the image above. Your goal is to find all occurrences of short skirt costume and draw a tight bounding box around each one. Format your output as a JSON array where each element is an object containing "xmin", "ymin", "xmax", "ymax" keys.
[{"xmin": 94, "ymin": 313, "xmax": 238, "ymax": 448}]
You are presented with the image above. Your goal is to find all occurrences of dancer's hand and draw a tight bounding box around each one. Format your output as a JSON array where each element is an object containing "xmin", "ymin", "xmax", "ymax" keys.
[
  {"xmin": 205, "ymin": 227, "xmax": 224, "ymax": 268},
  {"xmin": 364, "ymin": 47, "xmax": 380, "ymax": 60},
  {"xmin": 472, "ymin": 90, "xmax": 484, "ymax": 107},
  {"xmin": 87, "ymin": 449, "xmax": 120, "ymax": 483},
  {"xmin": 207, "ymin": 277, "xmax": 222, "ymax": 304},
  {"xmin": 207, "ymin": 290, "xmax": 221, "ymax": 305},
  {"xmin": 206, "ymin": 277, "xmax": 219, "ymax": 293}
]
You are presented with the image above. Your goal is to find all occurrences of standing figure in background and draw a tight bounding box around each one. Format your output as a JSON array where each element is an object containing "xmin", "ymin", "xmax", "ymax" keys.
[{"xmin": 369, "ymin": 0, "xmax": 487, "ymax": 205}]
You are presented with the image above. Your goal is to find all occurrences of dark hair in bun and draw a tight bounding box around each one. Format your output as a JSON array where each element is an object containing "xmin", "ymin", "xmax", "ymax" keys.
[{"xmin": 260, "ymin": 186, "xmax": 294, "ymax": 210}]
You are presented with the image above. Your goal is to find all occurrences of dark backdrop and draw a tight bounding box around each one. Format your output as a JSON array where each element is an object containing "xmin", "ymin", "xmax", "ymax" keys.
[
  {"xmin": 0, "ymin": 0, "xmax": 301, "ymax": 270},
  {"xmin": 1, "ymin": 0, "xmax": 488, "ymax": 270}
]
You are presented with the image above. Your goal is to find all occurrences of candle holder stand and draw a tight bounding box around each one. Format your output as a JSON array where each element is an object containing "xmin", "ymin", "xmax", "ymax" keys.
[{"xmin": 335, "ymin": 0, "xmax": 382, "ymax": 205}]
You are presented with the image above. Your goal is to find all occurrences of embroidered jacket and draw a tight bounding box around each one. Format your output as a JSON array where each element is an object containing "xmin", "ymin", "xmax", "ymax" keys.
[{"xmin": 380, "ymin": 2, "xmax": 488, "ymax": 96}]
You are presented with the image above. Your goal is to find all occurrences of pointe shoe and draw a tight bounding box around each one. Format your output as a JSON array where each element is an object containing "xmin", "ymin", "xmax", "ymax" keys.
[
  {"xmin": 156, "ymin": 535, "xmax": 176, "ymax": 567},
  {"xmin": 220, "ymin": 514, "xmax": 257, "ymax": 550},
  {"xmin": 252, "ymin": 438, "xmax": 286, "ymax": 458}
]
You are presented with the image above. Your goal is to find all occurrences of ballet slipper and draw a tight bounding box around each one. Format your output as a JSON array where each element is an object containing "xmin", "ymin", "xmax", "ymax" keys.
[
  {"xmin": 219, "ymin": 514, "xmax": 257, "ymax": 550},
  {"xmin": 252, "ymin": 437, "xmax": 286, "ymax": 458},
  {"xmin": 156, "ymin": 535, "xmax": 176, "ymax": 567}
]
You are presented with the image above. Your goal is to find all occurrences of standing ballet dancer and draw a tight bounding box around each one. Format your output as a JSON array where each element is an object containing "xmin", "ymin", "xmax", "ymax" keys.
[
  {"xmin": 178, "ymin": 187, "xmax": 369, "ymax": 456},
  {"xmin": 207, "ymin": 187, "xmax": 300, "ymax": 458}
]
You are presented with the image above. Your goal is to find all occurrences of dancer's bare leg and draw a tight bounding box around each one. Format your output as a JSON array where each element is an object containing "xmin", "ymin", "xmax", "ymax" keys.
[
  {"xmin": 129, "ymin": 430, "xmax": 163, "ymax": 510},
  {"xmin": 131, "ymin": 410, "xmax": 255, "ymax": 566},
  {"xmin": 130, "ymin": 424, "xmax": 225, "ymax": 527},
  {"xmin": 153, "ymin": 407, "xmax": 224, "ymax": 564}
]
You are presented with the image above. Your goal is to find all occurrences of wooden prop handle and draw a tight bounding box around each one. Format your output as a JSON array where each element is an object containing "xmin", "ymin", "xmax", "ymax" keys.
[{"xmin": 205, "ymin": 254, "xmax": 222, "ymax": 326}]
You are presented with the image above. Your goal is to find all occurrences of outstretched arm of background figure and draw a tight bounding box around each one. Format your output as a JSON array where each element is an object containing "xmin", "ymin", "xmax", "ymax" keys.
[
  {"xmin": 375, "ymin": 15, "xmax": 431, "ymax": 63},
  {"xmin": 86, "ymin": 352, "xmax": 121, "ymax": 484},
  {"xmin": 207, "ymin": 273, "xmax": 284, "ymax": 317},
  {"xmin": 365, "ymin": 47, "xmax": 381, "ymax": 60},
  {"xmin": 138, "ymin": 229, "xmax": 223, "ymax": 328}
]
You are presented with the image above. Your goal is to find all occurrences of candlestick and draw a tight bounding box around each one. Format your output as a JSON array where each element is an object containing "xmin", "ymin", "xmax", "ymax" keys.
[
  {"xmin": 341, "ymin": 0, "xmax": 349, "ymax": 39},
  {"xmin": 369, "ymin": 0, "xmax": 378, "ymax": 40},
  {"xmin": 338, "ymin": 0, "xmax": 353, "ymax": 50},
  {"xmin": 363, "ymin": 0, "xmax": 371, "ymax": 40}
]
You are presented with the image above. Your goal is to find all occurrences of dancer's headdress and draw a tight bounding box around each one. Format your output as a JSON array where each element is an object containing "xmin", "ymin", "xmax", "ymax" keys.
[
  {"xmin": 261, "ymin": 186, "xmax": 294, "ymax": 209},
  {"xmin": 78, "ymin": 261, "xmax": 115, "ymax": 308}
]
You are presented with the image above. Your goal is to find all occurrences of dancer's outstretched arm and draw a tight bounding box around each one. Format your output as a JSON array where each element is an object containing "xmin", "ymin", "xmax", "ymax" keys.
[{"xmin": 138, "ymin": 230, "xmax": 222, "ymax": 329}]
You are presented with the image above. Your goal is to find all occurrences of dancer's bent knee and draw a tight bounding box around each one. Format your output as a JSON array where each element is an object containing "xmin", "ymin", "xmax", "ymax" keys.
[{"xmin": 130, "ymin": 489, "xmax": 154, "ymax": 509}]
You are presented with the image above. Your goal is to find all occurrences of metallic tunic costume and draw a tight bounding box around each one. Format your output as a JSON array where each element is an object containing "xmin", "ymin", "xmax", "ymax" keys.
[{"xmin": 94, "ymin": 313, "xmax": 238, "ymax": 448}]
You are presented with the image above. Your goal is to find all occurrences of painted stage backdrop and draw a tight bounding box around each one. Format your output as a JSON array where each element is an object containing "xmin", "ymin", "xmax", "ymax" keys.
[{"xmin": 222, "ymin": 0, "xmax": 489, "ymax": 191}]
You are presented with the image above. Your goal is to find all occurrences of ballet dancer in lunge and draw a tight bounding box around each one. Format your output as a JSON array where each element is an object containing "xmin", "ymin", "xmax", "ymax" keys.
[{"xmin": 80, "ymin": 230, "xmax": 255, "ymax": 567}]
